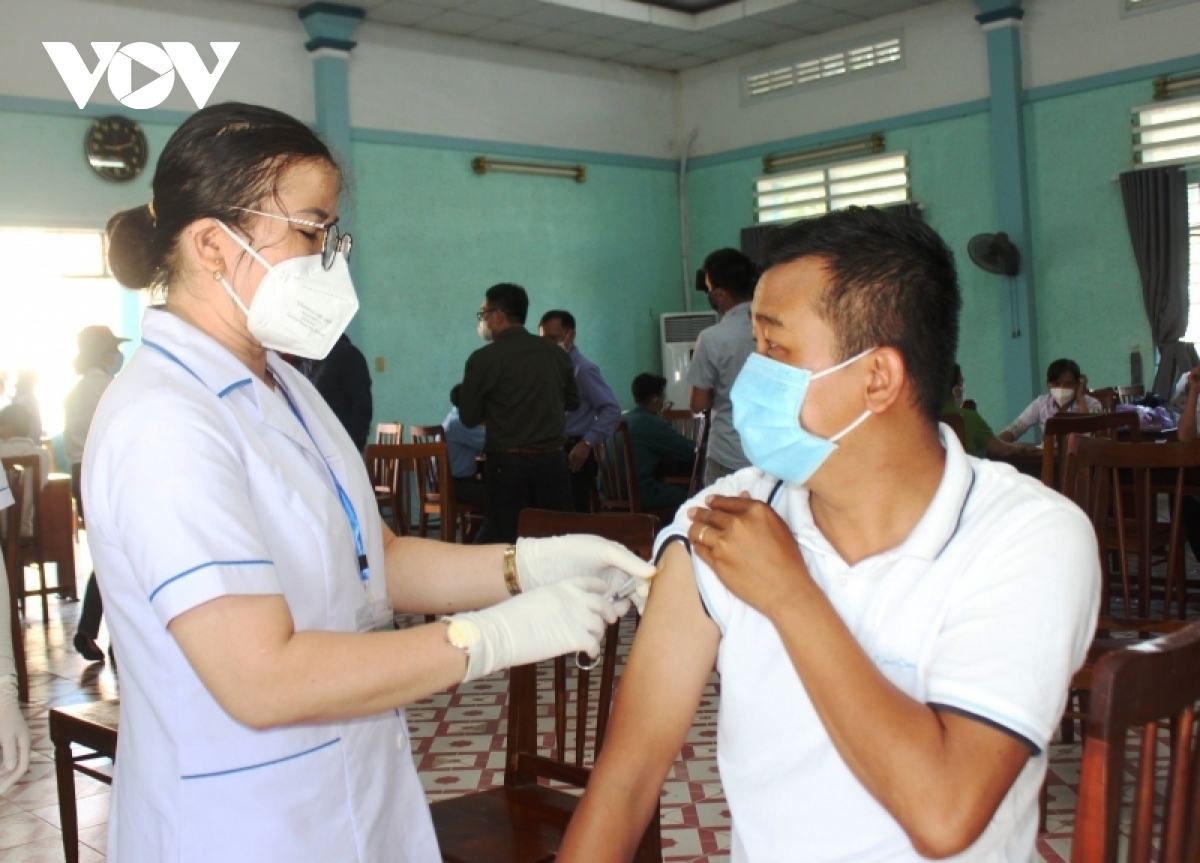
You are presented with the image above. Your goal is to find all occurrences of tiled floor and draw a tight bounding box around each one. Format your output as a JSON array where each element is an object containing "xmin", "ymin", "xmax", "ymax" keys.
[{"xmin": 3, "ymin": 541, "xmax": 1184, "ymax": 862}]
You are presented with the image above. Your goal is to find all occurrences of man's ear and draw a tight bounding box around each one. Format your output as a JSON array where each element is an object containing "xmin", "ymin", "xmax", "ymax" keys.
[{"xmin": 863, "ymin": 347, "xmax": 906, "ymax": 414}]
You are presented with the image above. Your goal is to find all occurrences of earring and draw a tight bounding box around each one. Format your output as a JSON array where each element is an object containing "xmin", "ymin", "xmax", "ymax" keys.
[{"xmin": 213, "ymin": 270, "xmax": 223, "ymax": 281}]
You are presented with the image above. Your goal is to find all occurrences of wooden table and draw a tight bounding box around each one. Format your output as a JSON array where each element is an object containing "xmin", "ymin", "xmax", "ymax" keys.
[{"xmin": 50, "ymin": 700, "xmax": 118, "ymax": 863}]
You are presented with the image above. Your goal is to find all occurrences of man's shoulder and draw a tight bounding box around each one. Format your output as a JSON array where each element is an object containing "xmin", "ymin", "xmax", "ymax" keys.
[{"xmin": 964, "ymin": 456, "xmax": 1090, "ymax": 535}]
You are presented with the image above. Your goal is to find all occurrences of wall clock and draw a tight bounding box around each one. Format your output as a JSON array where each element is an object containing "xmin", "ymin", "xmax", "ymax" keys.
[{"xmin": 85, "ymin": 116, "xmax": 148, "ymax": 182}]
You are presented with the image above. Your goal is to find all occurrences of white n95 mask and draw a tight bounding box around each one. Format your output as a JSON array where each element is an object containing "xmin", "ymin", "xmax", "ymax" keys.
[
  {"xmin": 1049, "ymin": 387, "xmax": 1075, "ymax": 407},
  {"xmin": 215, "ymin": 220, "xmax": 359, "ymax": 360}
]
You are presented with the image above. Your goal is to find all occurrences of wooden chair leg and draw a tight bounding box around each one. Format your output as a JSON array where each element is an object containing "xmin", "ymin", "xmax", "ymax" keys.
[
  {"xmin": 6, "ymin": 560, "xmax": 26, "ymax": 703},
  {"xmin": 52, "ymin": 726, "xmax": 79, "ymax": 863},
  {"xmin": 1038, "ymin": 776, "xmax": 1049, "ymax": 833}
]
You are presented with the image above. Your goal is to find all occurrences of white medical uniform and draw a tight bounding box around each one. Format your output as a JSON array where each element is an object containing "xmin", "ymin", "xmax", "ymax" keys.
[
  {"xmin": 84, "ymin": 308, "xmax": 437, "ymax": 863},
  {"xmin": 656, "ymin": 429, "xmax": 1100, "ymax": 862}
]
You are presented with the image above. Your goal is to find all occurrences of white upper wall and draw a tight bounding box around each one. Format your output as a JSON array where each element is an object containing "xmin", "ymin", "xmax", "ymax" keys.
[
  {"xmin": 1024, "ymin": 0, "xmax": 1200, "ymax": 91},
  {"xmin": 351, "ymin": 22, "xmax": 677, "ymax": 159},
  {"xmin": 0, "ymin": 0, "xmax": 678, "ymax": 159},
  {"xmin": 7, "ymin": 0, "xmax": 1200, "ymax": 162},
  {"xmin": 677, "ymin": 0, "xmax": 988, "ymax": 159}
]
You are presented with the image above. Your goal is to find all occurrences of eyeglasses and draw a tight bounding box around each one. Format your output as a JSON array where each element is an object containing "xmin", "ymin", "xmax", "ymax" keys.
[
  {"xmin": 234, "ymin": 207, "xmax": 353, "ymax": 271},
  {"xmin": 476, "ymin": 307, "xmax": 496, "ymax": 321}
]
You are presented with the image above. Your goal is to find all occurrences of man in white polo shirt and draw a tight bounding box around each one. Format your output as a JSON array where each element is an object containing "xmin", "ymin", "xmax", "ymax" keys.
[{"xmin": 560, "ymin": 208, "xmax": 1099, "ymax": 862}]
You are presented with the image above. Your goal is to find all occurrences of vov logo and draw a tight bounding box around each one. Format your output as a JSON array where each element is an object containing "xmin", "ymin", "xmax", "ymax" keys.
[{"xmin": 43, "ymin": 42, "xmax": 239, "ymax": 110}]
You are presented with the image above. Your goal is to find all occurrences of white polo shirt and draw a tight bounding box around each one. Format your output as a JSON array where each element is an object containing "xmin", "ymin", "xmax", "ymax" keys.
[
  {"xmin": 655, "ymin": 428, "xmax": 1099, "ymax": 862},
  {"xmin": 84, "ymin": 308, "xmax": 436, "ymax": 863}
]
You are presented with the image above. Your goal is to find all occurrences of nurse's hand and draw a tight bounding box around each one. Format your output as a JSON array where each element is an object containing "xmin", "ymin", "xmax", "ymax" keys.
[
  {"xmin": 449, "ymin": 577, "xmax": 624, "ymax": 683},
  {"xmin": 516, "ymin": 535, "xmax": 656, "ymax": 610},
  {"xmin": 0, "ymin": 678, "xmax": 30, "ymax": 795}
]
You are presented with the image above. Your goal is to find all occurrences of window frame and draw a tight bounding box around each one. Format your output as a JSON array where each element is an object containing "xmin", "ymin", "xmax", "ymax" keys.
[{"xmin": 753, "ymin": 151, "xmax": 912, "ymax": 225}]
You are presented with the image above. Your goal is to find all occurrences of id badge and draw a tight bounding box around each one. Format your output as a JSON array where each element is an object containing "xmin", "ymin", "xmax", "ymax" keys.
[{"xmin": 356, "ymin": 596, "xmax": 394, "ymax": 632}]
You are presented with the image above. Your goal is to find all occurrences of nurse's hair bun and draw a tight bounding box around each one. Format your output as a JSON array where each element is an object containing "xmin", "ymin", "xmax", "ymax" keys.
[
  {"xmin": 106, "ymin": 205, "xmax": 164, "ymax": 291},
  {"xmin": 104, "ymin": 102, "xmax": 342, "ymax": 295}
]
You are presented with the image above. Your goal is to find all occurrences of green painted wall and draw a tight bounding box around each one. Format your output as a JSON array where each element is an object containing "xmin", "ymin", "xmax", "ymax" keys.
[
  {"xmin": 350, "ymin": 140, "xmax": 682, "ymax": 429},
  {"xmin": 0, "ymin": 108, "xmax": 683, "ymax": 435},
  {"xmin": 684, "ymin": 80, "xmax": 1164, "ymax": 436},
  {"xmin": 1025, "ymin": 80, "xmax": 1153, "ymax": 396}
]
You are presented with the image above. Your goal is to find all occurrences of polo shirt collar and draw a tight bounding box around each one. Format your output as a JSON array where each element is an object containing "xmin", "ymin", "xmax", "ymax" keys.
[
  {"xmin": 789, "ymin": 426, "xmax": 974, "ymax": 564},
  {"xmin": 724, "ymin": 302, "xmax": 751, "ymax": 319}
]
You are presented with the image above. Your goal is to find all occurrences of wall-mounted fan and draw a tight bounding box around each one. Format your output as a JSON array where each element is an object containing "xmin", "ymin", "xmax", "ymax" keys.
[
  {"xmin": 967, "ymin": 232, "xmax": 1020, "ymax": 276},
  {"xmin": 967, "ymin": 232, "xmax": 1023, "ymax": 338}
]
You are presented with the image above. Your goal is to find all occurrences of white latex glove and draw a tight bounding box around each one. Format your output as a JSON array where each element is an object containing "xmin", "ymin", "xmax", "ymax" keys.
[
  {"xmin": 0, "ymin": 676, "xmax": 30, "ymax": 796},
  {"xmin": 450, "ymin": 576, "xmax": 625, "ymax": 683},
  {"xmin": 515, "ymin": 534, "xmax": 657, "ymax": 611}
]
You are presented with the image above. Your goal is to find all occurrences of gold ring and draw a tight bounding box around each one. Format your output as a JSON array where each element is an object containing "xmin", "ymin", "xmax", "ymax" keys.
[{"xmin": 698, "ymin": 526, "xmax": 708, "ymax": 544}]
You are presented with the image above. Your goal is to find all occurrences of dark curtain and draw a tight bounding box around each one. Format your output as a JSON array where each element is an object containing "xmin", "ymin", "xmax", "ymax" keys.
[{"xmin": 1119, "ymin": 166, "xmax": 1197, "ymax": 397}]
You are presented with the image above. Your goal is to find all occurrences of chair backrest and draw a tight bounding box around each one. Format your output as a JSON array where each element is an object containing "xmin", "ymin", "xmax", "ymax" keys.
[
  {"xmin": 1088, "ymin": 387, "xmax": 1119, "ymax": 413},
  {"xmin": 1070, "ymin": 621, "xmax": 1200, "ymax": 863},
  {"xmin": 365, "ymin": 443, "xmax": 410, "ymax": 534},
  {"xmin": 662, "ymin": 410, "xmax": 709, "ymax": 496},
  {"xmin": 594, "ymin": 422, "xmax": 641, "ymax": 513},
  {"xmin": 1041, "ymin": 412, "xmax": 1140, "ymax": 491},
  {"xmin": 409, "ymin": 424, "xmax": 444, "ymax": 444},
  {"xmin": 1, "ymin": 464, "xmax": 27, "ymax": 703},
  {"xmin": 0, "ymin": 455, "xmax": 41, "ymax": 544},
  {"xmin": 374, "ymin": 422, "xmax": 403, "ymax": 445},
  {"xmin": 366, "ymin": 443, "xmax": 453, "ymax": 541},
  {"xmin": 511, "ymin": 509, "xmax": 660, "ymax": 786},
  {"xmin": 1116, "ymin": 385, "xmax": 1145, "ymax": 405},
  {"xmin": 1066, "ymin": 436, "xmax": 1200, "ymax": 620},
  {"xmin": 939, "ymin": 413, "xmax": 966, "ymax": 448}
]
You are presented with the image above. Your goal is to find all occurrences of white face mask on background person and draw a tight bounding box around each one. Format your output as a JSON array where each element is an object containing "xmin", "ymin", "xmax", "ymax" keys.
[
  {"xmin": 477, "ymin": 319, "xmax": 493, "ymax": 343},
  {"xmin": 1049, "ymin": 387, "xmax": 1075, "ymax": 407},
  {"xmin": 214, "ymin": 220, "xmax": 359, "ymax": 360}
]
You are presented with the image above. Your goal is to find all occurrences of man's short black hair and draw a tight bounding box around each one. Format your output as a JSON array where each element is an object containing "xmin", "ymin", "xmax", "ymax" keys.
[
  {"xmin": 0, "ymin": 404, "xmax": 32, "ymax": 438},
  {"xmin": 449, "ymin": 384, "xmax": 462, "ymax": 408},
  {"xmin": 762, "ymin": 207, "xmax": 960, "ymax": 425},
  {"xmin": 631, "ymin": 373, "xmax": 668, "ymax": 406},
  {"xmin": 1046, "ymin": 358, "xmax": 1081, "ymax": 383},
  {"xmin": 540, "ymin": 309, "xmax": 576, "ymax": 332},
  {"xmin": 703, "ymin": 248, "xmax": 759, "ymax": 300},
  {"xmin": 486, "ymin": 283, "xmax": 529, "ymax": 324}
]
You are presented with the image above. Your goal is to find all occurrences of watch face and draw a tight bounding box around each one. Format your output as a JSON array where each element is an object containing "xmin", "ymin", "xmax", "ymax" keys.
[{"xmin": 85, "ymin": 116, "xmax": 148, "ymax": 182}]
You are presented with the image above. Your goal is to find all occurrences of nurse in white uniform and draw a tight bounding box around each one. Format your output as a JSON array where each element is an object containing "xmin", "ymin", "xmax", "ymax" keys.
[{"xmin": 85, "ymin": 102, "xmax": 653, "ymax": 863}]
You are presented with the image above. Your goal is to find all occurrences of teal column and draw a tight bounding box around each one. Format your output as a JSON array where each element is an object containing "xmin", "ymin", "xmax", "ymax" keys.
[
  {"xmin": 974, "ymin": 1, "xmax": 1038, "ymax": 422},
  {"xmin": 299, "ymin": 2, "xmax": 364, "ymax": 341}
]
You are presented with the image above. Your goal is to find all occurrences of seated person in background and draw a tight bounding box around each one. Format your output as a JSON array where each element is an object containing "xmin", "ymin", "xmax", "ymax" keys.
[
  {"xmin": 12, "ymin": 372, "xmax": 42, "ymax": 444},
  {"xmin": 998, "ymin": 357, "xmax": 1101, "ymax": 442},
  {"xmin": 443, "ymin": 383, "xmax": 487, "ymax": 511},
  {"xmin": 0, "ymin": 404, "xmax": 50, "ymax": 536},
  {"xmin": 623, "ymin": 373, "xmax": 697, "ymax": 516},
  {"xmin": 558, "ymin": 207, "xmax": 1099, "ymax": 863},
  {"xmin": 943, "ymin": 364, "xmax": 1037, "ymax": 460},
  {"xmin": 1173, "ymin": 367, "xmax": 1200, "ymax": 561}
]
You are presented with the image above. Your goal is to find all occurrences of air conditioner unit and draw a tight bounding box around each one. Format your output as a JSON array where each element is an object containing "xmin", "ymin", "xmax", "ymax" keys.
[{"xmin": 660, "ymin": 311, "xmax": 718, "ymax": 409}]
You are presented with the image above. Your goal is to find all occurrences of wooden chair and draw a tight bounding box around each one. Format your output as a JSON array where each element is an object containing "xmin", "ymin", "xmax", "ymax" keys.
[
  {"xmin": 1069, "ymin": 621, "xmax": 1200, "ymax": 862},
  {"xmin": 1066, "ymin": 435, "xmax": 1200, "ymax": 620},
  {"xmin": 1116, "ymin": 384, "xmax": 1145, "ymax": 405},
  {"xmin": 429, "ymin": 509, "xmax": 662, "ymax": 863},
  {"xmin": 50, "ymin": 700, "xmax": 118, "ymax": 863},
  {"xmin": 410, "ymin": 425, "xmax": 450, "ymax": 540},
  {"xmin": 1040, "ymin": 412, "xmax": 1140, "ymax": 492},
  {"xmin": 374, "ymin": 422, "xmax": 403, "ymax": 445},
  {"xmin": 662, "ymin": 409, "xmax": 708, "ymax": 497},
  {"xmin": 410, "ymin": 423, "xmax": 486, "ymax": 543},
  {"xmin": 939, "ymin": 412, "xmax": 966, "ymax": 448},
  {"xmin": 1088, "ymin": 387, "xmax": 1119, "ymax": 413},
  {"xmin": 365, "ymin": 443, "xmax": 452, "ymax": 540},
  {"xmin": 594, "ymin": 422, "xmax": 641, "ymax": 514},
  {"xmin": 2, "ymin": 464, "xmax": 28, "ymax": 703},
  {"xmin": 0, "ymin": 454, "xmax": 50, "ymax": 619}
]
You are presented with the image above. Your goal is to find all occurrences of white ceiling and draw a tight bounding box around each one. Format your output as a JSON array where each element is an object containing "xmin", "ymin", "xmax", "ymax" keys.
[{"xmin": 223, "ymin": 0, "xmax": 943, "ymax": 72}]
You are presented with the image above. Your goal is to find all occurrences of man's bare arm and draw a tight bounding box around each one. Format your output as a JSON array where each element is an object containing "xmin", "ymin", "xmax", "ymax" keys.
[
  {"xmin": 558, "ymin": 543, "xmax": 719, "ymax": 863},
  {"xmin": 689, "ymin": 387, "xmax": 713, "ymax": 414}
]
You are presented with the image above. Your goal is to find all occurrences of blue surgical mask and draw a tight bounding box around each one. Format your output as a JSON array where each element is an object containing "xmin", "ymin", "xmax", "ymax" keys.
[{"xmin": 731, "ymin": 348, "xmax": 875, "ymax": 485}]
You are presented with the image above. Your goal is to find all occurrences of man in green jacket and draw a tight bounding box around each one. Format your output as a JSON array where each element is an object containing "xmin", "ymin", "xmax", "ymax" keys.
[{"xmin": 623, "ymin": 373, "xmax": 698, "ymax": 514}]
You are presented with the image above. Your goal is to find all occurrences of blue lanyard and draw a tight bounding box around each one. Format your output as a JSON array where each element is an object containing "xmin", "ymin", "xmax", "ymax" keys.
[{"xmin": 272, "ymin": 374, "xmax": 370, "ymax": 587}]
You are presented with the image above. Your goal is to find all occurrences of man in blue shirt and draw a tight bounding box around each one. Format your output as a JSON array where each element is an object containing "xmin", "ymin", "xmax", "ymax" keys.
[
  {"xmin": 540, "ymin": 310, "xmax": 622, "ymax": 513},
  {"xmin": 443, "ymin": 384, "xmax": 487, "ymax": 507}
]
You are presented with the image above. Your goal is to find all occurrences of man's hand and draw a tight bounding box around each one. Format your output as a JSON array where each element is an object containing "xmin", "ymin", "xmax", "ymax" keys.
[
  {"xmin": 687, "ymin": 493, "xmax": 810, "ymax": 615},
  {"xmin": 568, "ymin": 441, "xmax": 591, "ymax": 472},
  {"xmin": 1076, "ymin": 374, "xmax": 1089, "ymax": 400}
]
